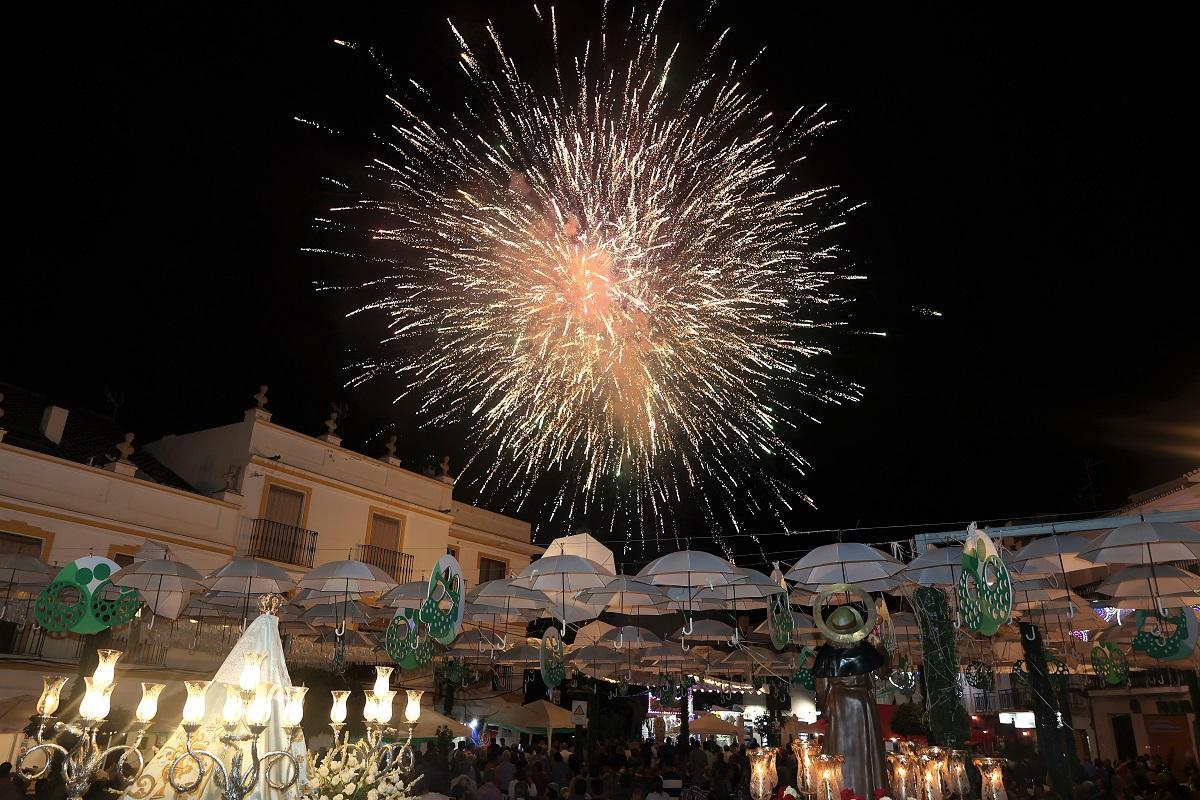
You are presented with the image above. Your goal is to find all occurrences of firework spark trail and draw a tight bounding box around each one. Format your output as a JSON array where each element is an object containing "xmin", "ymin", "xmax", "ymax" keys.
[{"xmin": 330, "ymin": 4, "xmax": 862, "ymax": 556}]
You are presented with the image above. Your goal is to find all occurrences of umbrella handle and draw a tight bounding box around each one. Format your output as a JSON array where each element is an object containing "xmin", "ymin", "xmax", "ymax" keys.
[
  {"xmin": 683, "ymin": 616, "xmax": 694, "ymax": 636},
  {"xmin": 681, "ymin": 636, "xmax": 690, "ymax": 652},
  {"xmin": 1024, "ymin": 626, "xmax": 1037, "ymax": 641},
  {"xmin": 615, "ymin": 631, "xmax": 624, "ymax": 650},
  {"xmin": 335, "ymin": 619, "xmax": 347, "ymax": 637},
  {"xmin": 146, "ymin": 613, "xmax": 156, "ymax": 631}
]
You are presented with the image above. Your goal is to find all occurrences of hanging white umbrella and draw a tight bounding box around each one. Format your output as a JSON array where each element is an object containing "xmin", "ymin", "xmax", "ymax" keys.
[
  {"xmin": 599, "ymin": 626, "xmax": 663, "ymax": 647},
  {"xmin": 299, "ymin": 559, "xmax": 397, "ymax": 595},
  {"xmin": 569, "ymin": 644, "xmax": 627, "ymax": 665},
  {"xmin": 1094, "ymin": 564, "xmax": 1200, "ymax": 603},
  {"xmin": 573, "ymin": 620, "xmax": 616, "ymax": 646},
  {"xmin": 575, "ymin": 576, "xmax": 670, "ymax": 613},
  {"xmin": 637, "ymin": 550, "xmax": 741, "ymax": 586},
  {"xmin": 690, "ymin": 568, "xmax": 785, "ymax": 608},
  {"xmin": 754, "ymin": 611, "xmax": 816, "ymax": 635},
  {"xmin": 785, "ymin": 543, "xmax": 905, "ymax": 585},
  {"xmin": 902, "ymin": 546, "xmax": 964, "ymax": 587},
  {"xmin": 670, "ymin": 618, "xmax": 735, "ymax": 642},
  {"xmin": 0, "ymin": 554, "xmax": 52, "ymax": 620},
  {"xmin": 468, "ymin": 579, "xmax": 552, "ymax": 610},
  {"xmin": 378, "ymin": 581, "xmax": 430, "ymax": 609},
  {"xmin": 111, "ymin": 558, "xmax": 205, "ymax": 620},
  {"xmin": 300, "ymin": 601, "xmax": 383, "ymax": 628},
  {"xmin": 1010, "ymin": 534, "xmax": 1099, "ymax": 575},
  {"xmin": 513, "ymin": 554, "xmax": 613, "ymax": 625},
  {"xmin": 493, "ymin": 642, "xmax": 541, "ymax": 664},
  {"xmin": 1081, "ymin": 521, "xmax": 1200, "ymax": 565},
  {"xmin": 204, "ymin": 558, "xmax": 296, "ymax": 593},
  {"xmin": 543, "ymin": 532, "xmax": 616, "ymax": 573}
]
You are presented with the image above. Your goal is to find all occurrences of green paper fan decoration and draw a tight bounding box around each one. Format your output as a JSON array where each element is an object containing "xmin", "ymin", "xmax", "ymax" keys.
[
  {"xmin": 956, "ymin": 525, "xmax": 1012, "ymax": 636},
  {"xmin": 419, "ymin": 555, "xmax": 465, "ymax": 645},
  {"xmin": 1090, "ymin": 643, "xmax": 1128, "ymax": 685},
  {"xmin": 791, "ymin": 646, "xmax": 816, "ymax": 690},
  {"xmin": 964, "ymin": 660, "xmax": 995, "ymax": 691},
  {"xmin": 386, "ymin": 607, "xmax": 435, "ymax": 669},
  {"xmin": 540, "ymin": 626, "xmax": 566, "ymax": 688},
  {"xmin": 1131, "ymin": 609, "xmax": 1199, "ymax": 660},
  {"xmin": 35, "ymin": 556, "xmax": 141, "ymax": 634}
]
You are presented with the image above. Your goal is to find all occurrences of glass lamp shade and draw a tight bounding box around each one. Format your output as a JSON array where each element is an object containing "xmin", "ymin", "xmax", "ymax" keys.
[
  {"xmin": 136, "ymin": 682, "xmax": 166, "ymax": 723},
  {"xmin": 918, "ymin": 755, "xmax": 944, "ymax": 800},
  {"xmin": 374, "ymin": 691, "xmax": 396, "ymax": 725},
  {"xmin": 79, "ymin": 678, "xmax": 114, "ymax": 722},
  {"xmin": 793, "ymin": 737, "xmax": 821, "ymax": 795},
  {"xmin": 239, "ymin": 650, "xmax": 266, "ymax": 693},
  {"xmin": 183, "ymin": 681, "xmax": 211, "ymax": 724},
  {"xmin": 37, "ymin": 676, "xmax": 69, "ymax": 717},
  {"xmin": 246, "ymin": 684, "xmax": 273, "ymax": 726},
  {"xmin": 973, "ymin": 758, "xmax": 1008, "ymax": 800},
  {"xmin": 222, "ymin": 689, "xmax": 246, "ymax": 725},
  {"xmin": 284, "ymin": 686, "xmax": 308, "ymax": 727},
  {"xmin": 373, "ymin": 666, "xmax": 393, "ymax": 697},
  {"xmin": 92, "ymin": 650, "xmax": 123, "ymax": 690},
  {"xmin": 888, "ymin": 754, "xmax": 919, "ymax": 800},
  {"xmin": 363, "ymin": 695, "xmax": 379, "ymax": 724},
  {"xmin": 748, "ymin": 748, "xmax": 777, "ymax": 800},
  {"xmin": 947, "ymin": 751, "xmax": 971, "ymax": 797},
  {"xmin": 404, "ymin": 689, "xmax": 424, "ymax": 724},
  {"xmin": 815, "ymin": 754, "xmax": 845, "ymax": 800},
  {"xmin": 330, "ymin": 690, "xmax": 350, "ymax": 724}
]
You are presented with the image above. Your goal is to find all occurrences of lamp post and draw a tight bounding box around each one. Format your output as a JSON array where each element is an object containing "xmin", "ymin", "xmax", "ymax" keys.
[
  {"xmin": 167, "ymin": 653, "xmax": 301, "ymax": 800},
  {"xmin": 18, "ymin": 652, "xmax": 161, "ymax": 800}
]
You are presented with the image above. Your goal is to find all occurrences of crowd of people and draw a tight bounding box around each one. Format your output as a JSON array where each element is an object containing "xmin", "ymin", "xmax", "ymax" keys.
[
  {"xmin": 1001, "ymin": 754, "xmax": 1200, "ymax": 800},
  {"xmin": 416, "ymin": 736, "xmax": 763, "ymax": 800}
]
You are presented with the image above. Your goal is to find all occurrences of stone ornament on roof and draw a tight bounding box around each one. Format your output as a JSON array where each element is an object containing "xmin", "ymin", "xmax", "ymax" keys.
[
  {"xmin": 253, "ymin": 385, "xmax": 269, "ymax": 409},
  {"xmin": 116, "ymin": 432, "xmax": 136, "ymax": 461},
  {"xmin": 385, "ymin": 434, "xmax": 397, "ymax": 458},
  {"xmin": 324, "ymin": 405, "xmax": 339, "ymax": 436}
]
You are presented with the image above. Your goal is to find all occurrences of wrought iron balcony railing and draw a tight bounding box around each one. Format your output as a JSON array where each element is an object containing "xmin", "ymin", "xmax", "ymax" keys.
[
  {"xmin": 242, "ymin": 518, "xmax": 318, "ymax": 568},
  {"xmin": 356, "ymin": 543, "xmax": 414, "ymax": 583}
]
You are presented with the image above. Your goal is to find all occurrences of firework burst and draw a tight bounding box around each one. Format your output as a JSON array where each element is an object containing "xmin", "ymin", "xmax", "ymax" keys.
[{"xmin": 325, "ymin": 3, "xmax": 861, "ymax": 554}]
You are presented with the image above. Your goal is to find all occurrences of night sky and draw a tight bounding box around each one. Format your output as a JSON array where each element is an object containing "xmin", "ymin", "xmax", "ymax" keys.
[{"xmin": 9, "ymin": 3, "xmax": 1198, "ymax": 555}]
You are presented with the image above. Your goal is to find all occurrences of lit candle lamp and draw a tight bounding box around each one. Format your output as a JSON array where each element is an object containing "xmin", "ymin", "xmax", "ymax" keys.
[
  {"xmin": 814, "ymin": 755, "xmax": 845, "ymax": 800},
  {"xmin": 284, "ymin": 686, "xmax": 308, "ymax": 728},
  {"xmin": 374, "ymin": 690, "xmax": 396, "ymax": 725},
  {"xmin": 973, "ymin": 758, "xmax": 1008, "ymax": 800},
  {"xmin": 222, "ymin": 687, "xmax": 246, "ymax": 726},
  {"xmin": 136, "ymin": 682, "xmax": 165, "ymax": 723},
  {"xmin": 239, "ymin": 650, "xmax": 266, "ymax": 693},
  {"xmin": 748, "ymin": 748, "xmax": 778, "ymax": 800},
  {"xmin": 245, "ymin": 684, "xmax": 273, "ymax": 727},
  {"xmin": 404, "ymin": 689, "xmax": 424, "ymax": 724},
  {"xmin": 373, "ymin": 666, "xmax": 393, "ymax": 698},
  {"xmin": 183, "ymin": 680, "xmax": 211, "ymax": 725},
  {"xmin": 92, "ymin": 650, "xmax": 123, "ymax": 691},
  {"xmin": 78, "ymin": 677, "xmax": 114, "ymax": 722},
  {"xmin": 330, "ymin": 690, "xmax": 350, "ymax": 724},
  {"xmin": 36, "ymin": 676, "xmax": 69, "ymax": 717}
]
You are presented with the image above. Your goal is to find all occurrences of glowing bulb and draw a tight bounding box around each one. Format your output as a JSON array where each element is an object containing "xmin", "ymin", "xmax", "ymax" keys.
[
  {"xmin": 37, "ymin": 676, "xmax": 68, "ymax": 717},
  {"xmin": 239, "ymin": 650, "xmax": 266, "ymax": 693},
  {"xmin": 284, "ymin": 686, "xmax": 308, "ymax": 728},
  {"xmin": 79, "ymin": 677, "xmax": 114, "ymax": 722},
  {"xmin": 92, "ymin": 649, "xmax": 123, "ymax": 690},
  {"xmin": 246, "ymin": 684, "xmax": 273, "ymax": 726},
  {"xmin": 136, "ymin": 682, "xmax": 165, "ymax": 723},
  {"xmin": 183, "ymin": 681, "xmax": 211, "ymax": 724},
  {"xmin": 405, "ymin": 689, "xmax": 424, "ymax": 724},
  {"xmin": 374, "ymin": 690, "xmax": 396, "ymax": 724},
  {"xmin": 330, "ymin": 690, "xmax": 350, "ymax": 724},
  {"xmin": 373, "ymin": 666, "xmax": 393, "ymax": 698},
  {"xmin": 363, "ymin": 695, "xmax": 379, "ymax": 724},
  {"xmin": 222, "ymin": 689, "xmax": 245, "ymax": 725}
]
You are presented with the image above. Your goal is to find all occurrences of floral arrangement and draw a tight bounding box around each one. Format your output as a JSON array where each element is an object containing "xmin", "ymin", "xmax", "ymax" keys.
[{"xmin": 301, "ymin": 750, "xmax": 422, "ymax": 800}]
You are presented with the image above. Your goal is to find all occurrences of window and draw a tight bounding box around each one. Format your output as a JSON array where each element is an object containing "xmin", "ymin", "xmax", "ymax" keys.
[
  {"xmin": 478, "ymin": 556, "xmax": 507, "ymax": 583},
  {"xmin": 112, "ymin": 552, "xmax": 135, "ymax": 568},
  {"xmin": 263, "ymin": 485, "xmax": 305, "ymax": 527},
  {"xmin": 0, "ymin": 531, "xmax": 43, "ymax": 557},
  {"xmin": 369, "ymin": 514, "xmax": 403, "ymax": 552}
]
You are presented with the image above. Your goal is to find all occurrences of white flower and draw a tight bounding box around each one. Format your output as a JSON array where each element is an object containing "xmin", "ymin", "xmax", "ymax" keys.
[
  {"xmin": 333, "ymin": 793, "xmax": 344, "ymax": 800},
  {"xmin": 368, "ymin": 791, "xmax": 379, "ymax": 800},
  {"xmin": 345, "ymin": 784, "xmax": 356, "ymax": 794}
]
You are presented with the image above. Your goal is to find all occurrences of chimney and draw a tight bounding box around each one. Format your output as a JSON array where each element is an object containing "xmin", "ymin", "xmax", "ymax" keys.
[{"xmin": 40, "ymin": 405, "xmax": 69, "ymax": 445}]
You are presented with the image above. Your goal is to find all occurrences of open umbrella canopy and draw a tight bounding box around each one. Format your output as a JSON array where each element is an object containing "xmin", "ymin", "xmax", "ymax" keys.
[
  {"xmin": 203, "ymin": 558, "xmax": 296, "ymax": 594},
  {"xmin": 637, "ymin": 550, "xmax": 741, "ymax": 587},
  {"xmin": 1095, "ymin": 564, "xmax": 1200, "ymax": 600},
  {"xmin": 0, "ymin": 554, "xmax": 52, "ymax": 587},
  {"xmin": 299, "ymin": 559, "xmax": 397, "ymax": 595},
  {"xmin": 599, "ymin": 625, "xmax": 662, "ymax": 647},
  {"xmin": 543, "ymin": 532, "xmax": 616, "ymax": 573},
  {"xmin": 575, "ymin": 576, "xmax": 670, "ymax": 611},
  {"xmin": 493, "ymin": 642, "xmax": 541, "ymax": 663},
  {"xmin": 112, "ymin": 559, "xmax": 205, "ymax": 591},
  {"xmin": 493, "ymin": 699, "xmax": 576, "ymax": 734},
  {"xmin": 785, "ymin": 543, "xmax": 905, "ymax": 585},
  {"xmin": 1082, "ymin": 521, "xmax": 1200, "ymax": 565},
  {"xmin": 379, "ymin": 581, "xmax": 429, "ymax": 609},
  {"xmin": 754, "ymin": 611, "xmax": 816, "ymax": 635},
  {"xmin": 512, "ymin": 554, "xmax": 614, "ymax": 592},
  {"xmin": 569, "ymin": 644, "xmax": 627, "ymax": 664},
  {"xmin": 671, "ymin": 618, "xmax": 735, "ymax": 642},
  {"xmin": 688, "ymin": 713, "xmax": 740, "ymax": 736},
  {"xmin": 300, "ymin": 601, "xmax": 383, "ymax": 627},
  {"xmin": 902, "ymin": 546, "xmax": 964, "ymax": 587},
  {"xmin": 691, "ymin": 568, "xmax": 785, "ymax": 606},
  {"xmin": 1010, "ymin": 534, "xmax": 1099, "ymax": 574},
  {"xmin": 468, "ymin": 579, "xmax": 552, "ymax": 610}
]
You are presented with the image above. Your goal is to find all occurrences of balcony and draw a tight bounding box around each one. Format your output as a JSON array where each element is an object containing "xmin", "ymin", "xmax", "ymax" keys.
[
  {"xmin": 356, "ymin": 543, "xmax": 414, "ymax": 582},
  {"xmin": 242, "ymin": 518, "xmax": 318, "ymax": 567}
]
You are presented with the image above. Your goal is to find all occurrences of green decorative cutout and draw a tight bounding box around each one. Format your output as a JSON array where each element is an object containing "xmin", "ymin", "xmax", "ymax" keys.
[
  {"xmin": 1010, "ymin": 659, "xmax": 1029, "ymax": 687},
  {"xmin": 888, "ymin": 654, "xmax": 917, "ymax": 696},
  {"xmin": 1131, "ymin": 609, "xmax": 1199, "ymax": 660},
  {"xmin": 956, "ymin": 528, "xmax": 1013, "ymax": 636},
  {"xmin": 767, "ymin": 592, "xmax": 794, "ymax": 650},
  {"xmin": 790, "ymin": 646, "xmax": 815, "ymax": 690},
  {"xmin": 1091, "ymin": 643, "xmax": 1128, "ymax": 685},
  {"xmin": 419, "ymin": 555, "xmax": 465, "ymax": 645},
  {"xmin": 386, "ymin": 607, "xmax": 435, "ymax": 669},
  {"xmin": 540, "ymin": 627, "xmax": 565, "ymax": 688},
  {"xmin": 35, "ymin": 556, "xmax": 141, "ymax": 634},
  {"xmin": 964, "ymin": 660, "xmax": 994, "ymax": 691}
]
